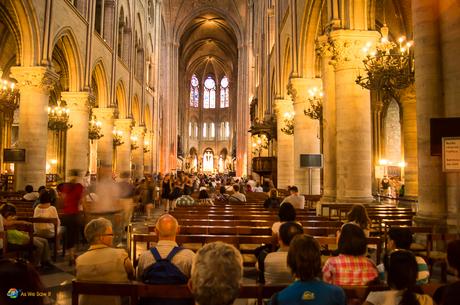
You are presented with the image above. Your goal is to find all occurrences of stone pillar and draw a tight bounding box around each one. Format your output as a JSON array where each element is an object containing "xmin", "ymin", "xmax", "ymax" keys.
[
  {"xmin": 114, "ymin": 118, "xmax": 132, "ymax": 176},
  {"xmin": 274, "ymin": 99, "xmax": 294, "ymax": 189},
  {"xmin": 288, "ymin": 78, "xmax": 321, "ymax": 195},
  {"xmin": 439, "ymin": 0, "xmax": 460, "ymax": 229},
  {"xmin": 131, "ymin": 126, "xmax": 145, "ymax": 179},
  {"xmin": 412, "ymin": 0, "xmax": 446, "ymax": 221},
  {"xmin": 92, "ymin": 107, "xmax": 115, "ymax": 169},
  {"xmin": 144, "ymin": 131, "xmax": 153, "ymax": 174},
  {"xmin": 10, "ymin": 66, "xmax": 58, "ymax": 190},
  {"xmin": 317, "ymin": 36, "xmax": 337, "ymax": 202},
  {"xmin": 399, "ymin": 85, "xmax": 418, "ymax": 198},
  {"xmin": 62, "ymin": 92, "xmax": 90, "ymax": 177},
  {"xmin": 329, "ymin": 30, "xmax": 379, "ymax": 202}
]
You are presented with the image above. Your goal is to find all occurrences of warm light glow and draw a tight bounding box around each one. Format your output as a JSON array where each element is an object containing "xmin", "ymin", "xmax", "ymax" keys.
[
  {"xmin": 379, "ymin": 159, "xmax": 389, "ymax": 165},
  {"xmin": 50, "ymin": 159, "xmax": 58, "ymax": 165},
  {"xmin": 144, "ymin": 140, "xmax": 149, "ymax": 146},
  {"xmin": 398, "ymin": 161, "xmax": 407, "ymax": 168},
  {"xmin": 131, "ymin": 135, "xmax": 138, "ymax": 142}
]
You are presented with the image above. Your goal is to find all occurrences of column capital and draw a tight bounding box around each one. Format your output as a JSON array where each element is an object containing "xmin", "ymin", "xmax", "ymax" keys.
[
  {"xmin": 61, "ymin": 91, "xmax": 90, "ymax": 112},
  {"xmin": 273, "ymin": 99, "xmax": 293, "ymax": 116},
  {"xmin": 10, "ymin": 66, "xmax": 59, "ymax": 94},
  {"xmin": 92, "ymin": 107, "xmax": 115, "ymax": 121},
  {"xmin": 328, "ymin": 30, "xmax": 380, "ymax": 70},
  {"xmin": 316, "ymin": 35, "xmax": 334, "ymax": 58},
  {"xmin": 287, "ymin": 77, "xmax": 322, "ymax": 105},
  {"xmin": 132, "ymin": 126, "xmax": 146, "ymax": 137},
  {"xmin": 114, "ymin": 118, "xmax": 133, "ymax": 131}
]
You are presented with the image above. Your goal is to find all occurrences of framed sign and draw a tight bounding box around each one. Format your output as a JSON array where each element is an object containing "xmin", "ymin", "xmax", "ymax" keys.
[{"xmin": 442, "ymin": 137, "xmax": 460, "ymax": 172}]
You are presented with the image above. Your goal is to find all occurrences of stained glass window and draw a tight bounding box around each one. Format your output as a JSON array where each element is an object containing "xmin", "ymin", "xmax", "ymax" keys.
[
  {"xmin": 203, "ymin": 122, "xmax": 207, "ymax": 138},
  {"xmin": 210, "ymin": 123, "xmax": 215, "ymax": 138},
  {"xmin": 190, "ymin": 74, "xmax": 199, "ymax": 107},
  {"xmin": 204, "ymin": 76, "xmax": 216, "ymax": 109},
  {"xmin": 220, "ymin": 76, "xmax": 229, "ymax": 108}
]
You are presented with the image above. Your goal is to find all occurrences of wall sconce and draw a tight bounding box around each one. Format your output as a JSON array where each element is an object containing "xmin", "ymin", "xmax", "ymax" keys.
[
  {"xmin": 143, "ymin": 140, "xmax": 150, "ymax": 153},
  {"xmin": 130, "ymin": 135, "xmax": 139, "ymax": 150},
  {"xmin": 113, "ymin": 129, "xmax": 124, "ymax": 147},
  {"xmin": 304, "ymin": 87, "xmax": 323, "ymax": 120},
  {"xmin": 281, "ymin": 112, "xmax": 294, "ymax": 135},
  {"xmin": 251, "ymin": 134, "xmax": 268, "ymax": 157}
]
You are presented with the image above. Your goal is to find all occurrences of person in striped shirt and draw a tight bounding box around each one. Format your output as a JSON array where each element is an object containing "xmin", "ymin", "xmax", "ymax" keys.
[
  {"xmin": 322, "ymin": 223, "xmax": 379, "ymax": 286},
  {"xmin": 377, "ymin": 227, "xmax": 430, "ymax": 285}
]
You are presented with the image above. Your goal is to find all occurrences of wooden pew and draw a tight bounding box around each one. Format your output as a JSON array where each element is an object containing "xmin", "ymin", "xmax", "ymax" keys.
[{"xmin": 17, "ymin": 217, "xmax": 61, "ymax": 261}]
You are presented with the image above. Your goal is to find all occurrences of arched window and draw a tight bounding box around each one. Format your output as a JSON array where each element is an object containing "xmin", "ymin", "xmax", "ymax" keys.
[
  {"xmin": 188, "ymin": 122, "xmax": 192, "ymax": 137},
  {"xmin": 210, "ymin": 122, "xmax": 215, "ymax": 138},
  {"xmin": 220, "ymin": 76, "xmax": 229, "ymax": 108},
  {"xmin": 194, "ymin": 122, "xmax": 198, "ymax": 138},
  {"xmin": 95, "ymin": 0, "xmax": 103, "ymax": 34},
  {"xmin": 190, "ymin": 75, "xmax": 199, "ymax": 107},
  {"xmin": 203, "ymin": 76, "xmax": 216, "ymax": 109},
  {"xmin": 225, "ymin": 122, "xmax": 230, "ymax": 138},
  {"xmin": 203, "ymin": 122, "xmax": 207, "ymax": 138}
]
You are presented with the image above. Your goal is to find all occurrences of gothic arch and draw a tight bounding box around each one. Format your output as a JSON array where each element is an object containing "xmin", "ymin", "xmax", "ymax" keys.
[
  {"xmin": 52, "ymin": 27, "xmax": 84, "ymax": 91},
  {"xmin": 282, "ymin": 38, "xmax": 292, "ymax": 98},
  {"xmin": 115, "ymin": 80, "xmax": 128, "ymax": 118},
  {"xmin": 91, "ymin": 59, "xmax": 109, "ymax": 107},
  {"xmin": 298, "ymin": 0, "xmax": 324, "ymax": 77},
  {"xmin": 132, "ymin": 94, "xmax": 141, "ymax": 124},
  {"xmin": 144, "ymin": 104, "xmax": 152, "ymax": 131}
]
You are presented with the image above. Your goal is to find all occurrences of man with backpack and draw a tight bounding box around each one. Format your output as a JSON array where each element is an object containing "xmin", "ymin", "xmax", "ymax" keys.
[{"xmin": 137, "ymin": 214, "xmax": 195, "ymax": 304}]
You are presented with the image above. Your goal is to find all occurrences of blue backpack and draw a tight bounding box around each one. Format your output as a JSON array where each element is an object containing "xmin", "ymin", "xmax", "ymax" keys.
[
  {"xmin": 140, "ymin": 247, "xmax": 192, "ymax": 305},
  {"xmin": 142, "ymin": 246, "xmax": 188, "ymax": 285}
]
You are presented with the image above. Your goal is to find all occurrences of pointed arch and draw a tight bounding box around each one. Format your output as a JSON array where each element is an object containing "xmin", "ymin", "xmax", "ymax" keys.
[
  {"xmin": 91, "ymin": 59, "xmax": 109, "ymax": 107},
  {"xmin": 132, "ymin": 94, "xmax": 140, "ymax": 124},
  {"xmin": 144, "ymin": 104, "xmax": 152, "ymax": 131},
  {"xmin": 115, "ymin": 80, "xmax": 128, "ymax": 118},
  {"xmin": 282, "ymin": 38, "xmax": 292, "ymax": 97},
  {"xmin": 52, "ymin": 27, "xmax": 84, "ymax": 91}
]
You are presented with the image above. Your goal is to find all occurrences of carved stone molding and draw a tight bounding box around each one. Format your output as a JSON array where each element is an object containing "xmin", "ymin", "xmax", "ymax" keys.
[
  {"xmin": 328, "ymin": 30, "xmax": 380, "ymax": 70},
  {"xmin": 92, "ymin": 107, "xmax": 116, "ymax": 121},
  {"xmin": 61, "ymin": 92, "xmax": 90, "ymax": 112},
  {"xmin": 286, "ymin": 81, "xmax": 297, "ymax": 101},
  {"xmin": 10, "ymin": 66, "xmax": 59, "ymax": 94},
  {"xmin": 132, "ymin": 126, "xmax": 146, "ymax": 137},
  {"xmin": 114, "ymin": 118, "xmax": 134, "ymax": 132},
  {"xmin": 316, "ymin": 35, "xmax": 334, "ymax": 58},
  {"xmin": 273, "ymin": 99, "xmax": 293, "ymax": 117}
]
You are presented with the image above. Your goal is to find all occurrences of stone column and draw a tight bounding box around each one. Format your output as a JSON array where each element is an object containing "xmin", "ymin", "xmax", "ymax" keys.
[
  {"xmin": 412, "ymin": 0, "xmax": 446, "ymax": 221},
  {"xmin": 92, "ymin": 107, "xmax": 115, "ymax": 169},
  {"xmin": 114, "ymin": 118, "xmax": 132, "ymax": 176},
  {"xmin": 62, "ymin": 92, "xmax": 90, "ymax": 177},
  {"xmin": 288, "ymin": 78, "xmax": 321, "ymax": 195},
  {"xmin": 398, "ymin": 85, "xmax": 418, "ymax": 198},
  {"xmin": 10, "ymin": 66, "xmax": 58, "ymax": 190},
  {"xmin": 274, "ymin": 99, "xmax": 294, "ymax": 189},
  {"xmin": 329, "ymin": 30, "xmax": 379, "ymax": 202},
  {"xmin": 131, "ymin": 126, "xmax": 145, "ymax": 179},
  {"xmin": 143, "ymin": 131, "xmax": 153, "ymax": 174},
  {"xmin": 317, "ymin": 36, "xmax": 337, "ymax": 202}
]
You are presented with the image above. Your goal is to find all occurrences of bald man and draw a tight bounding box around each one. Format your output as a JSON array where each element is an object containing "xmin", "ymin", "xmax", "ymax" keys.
[{"xmin": 136, "ymin": 214, "xmax": 196, "ymax": 280}]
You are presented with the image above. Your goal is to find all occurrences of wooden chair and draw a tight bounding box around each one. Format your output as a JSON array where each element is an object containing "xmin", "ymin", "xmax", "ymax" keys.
[
  {"xmin": 3, "ymin": 223, "xmax": 35, "ymax": 260},
  {"xmin": 18, "ymin": 217, "xmax": 62, "ymax": 261},
  {"xmin": 426, "ymin": 233, "xmax": 460, "ymax": 282}
]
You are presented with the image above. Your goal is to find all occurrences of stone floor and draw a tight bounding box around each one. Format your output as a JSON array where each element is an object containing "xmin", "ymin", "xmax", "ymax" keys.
[{"xmin": 32, "ymin": 203, "xmax": 453, "ymax": 305}]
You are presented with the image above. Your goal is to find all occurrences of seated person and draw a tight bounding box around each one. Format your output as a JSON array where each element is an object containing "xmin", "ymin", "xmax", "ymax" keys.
[
  {"xmin": 214, "ymin": 186, "xmax": 229, "ymax": 202},
  {"xmin": 269, "ymin": 234, "xmax": 346, "ymax": 305},
  {"xmin": 280, "ymin": 186, "xmax": 305, "ymax": 209},
  {"xmin": 23, "ymin": 185, "xmax": 39, "ymax": 201},
  {"xmin": 253, "ymin": 183, "xmax": 264, "ymax": 192},
  {"xmin": 175, "ymin": 187, "xmax": 196, "ymax": 207},
  {"xmin": 434, "ymin": 239, "xmax": 460, "ymax": 305},
  {"xmin": 1, "ymin": 203, "xmax": 52, "ymax": 269},
  {"xmin": 189, "ymin": 242, "xmax": 243, "ymax": 305},
  {"xmin": 258, "ymin": 222, "xmax": 303, "ymax": 284},
  {"xmin": 198, "ymin": 189, "xmax": 214, "ymax": 206},
  {"xmin": 323, "ymin": 223, "xmax": 378, "ymax": 285},
  {"xmin": 377, "ymin": 227, "xmax": 429, "ymax": 284},
  {"xmin": 264, "ymin": 189, "xmax": 281, "ymax": 209},
  {"xmin": 345, "ymin": 204, "xmax": 371, "ymax": 237},
  {"xmin": 364, "ymin": 250, "xmax": 433, "ymax": 305},
  {"xmin": 33, "ymin": 190, "xmax": 62, "ymax": 239},
  {"xmin": 76, "ymin": 217, "xmax": 134, "ymax": 305},
  {"xmin": 228, "ymin": 184, "xmax": 246, "ymax": 203},
  {"xmin": 271, "ymin": 202, "xmax": 298, "ymax": 237}
]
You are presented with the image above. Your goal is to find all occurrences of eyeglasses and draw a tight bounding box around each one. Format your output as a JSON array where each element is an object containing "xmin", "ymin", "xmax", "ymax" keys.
[{"xmin": 101, "ymin": 233, "xmax": 114, "ymax": 236}]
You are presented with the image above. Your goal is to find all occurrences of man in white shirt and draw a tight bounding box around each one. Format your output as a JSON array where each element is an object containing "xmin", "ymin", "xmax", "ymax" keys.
[
  {"xmin": 136, "ymin": 214, "xmax": 195, "ymax": 280},
  {"xmin": 281, "ymin": 186, "xmax": 305, "ymax": 209}
]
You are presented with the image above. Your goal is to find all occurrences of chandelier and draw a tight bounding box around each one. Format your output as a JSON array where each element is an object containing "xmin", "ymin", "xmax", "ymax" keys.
[
  {"xmin": 0, "ymin": 79, "xmax": 19, "ymax": 111},
  {"xmin": 88, "ymin": 115, "xmax": 103, "ymax": 141},
  {"xmin": 304, "ymin": 87, "xmax": 323, "ymax": 120},
  {"xmin": 48, "ymin": 100, "xmax": 72, "ymax": 131},
  {"xmin": 143, "ymin": 140, "xmax": 150, "ymax": 153},
  {"xmin": 113, "ymin": 129, "xmax": 124, "ymax": 147},
  {"xmin": 280, "ymin": 112, "xmax": 294, "ymax": 135},
  {"xmin": 251, "ymin": 134, "xmax": 268, "ymax": 157},
  {"xmin": 130, "ymin": 135, "xmax": 139, "ymax": 150},
  {"xmin": 355, "ymin": 25, "xmax": 414, "ymax": 100}
]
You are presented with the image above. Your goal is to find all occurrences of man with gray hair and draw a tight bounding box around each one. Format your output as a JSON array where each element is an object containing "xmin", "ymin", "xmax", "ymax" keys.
[
  {"xmin": 189, "ymin": 242, "xmax": 243, "ymax": 305},
  {"xmin": 137, "ymin": 214, "xmax": 195, "ymax": 280}
]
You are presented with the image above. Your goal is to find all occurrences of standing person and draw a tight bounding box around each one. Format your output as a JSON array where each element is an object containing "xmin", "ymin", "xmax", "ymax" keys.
[
  {"xmin": 364, "ymin": 250, "xmax": 433, "ymax": 305},
  {"xmin": 161, "ymin": 174, "xmax": 172, "ymax": 212},
  {"xmin": 269, "ymin": 235, "xmax": 346, "ymax": 305},
  {"xmin": 76, "ymin": 218, "xmax": 134, "ymax": 305},
  {"xmin": 57, "ymin": 169, "xmax": 84, "ymax": 265}
]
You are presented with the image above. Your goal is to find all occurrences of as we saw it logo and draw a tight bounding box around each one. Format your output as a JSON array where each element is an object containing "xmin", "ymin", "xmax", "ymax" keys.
[{"xmin": 7, "ymin": 288, "xmax": 21, "ymax": 299}]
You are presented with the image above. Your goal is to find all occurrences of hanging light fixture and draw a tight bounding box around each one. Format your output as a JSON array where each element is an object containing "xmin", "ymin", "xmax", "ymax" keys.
[
  {"xmin": 0, "ymin": 78, "xmax": 19, "ymax": 111},
  {"xmin": 280, "ymin": 111, "xmax": 294, "ymax": 135},
  {"xmin": 88, "ymin": 115, "xmax": 103, "ymax": 141},
  {"xmin": 356, "ymin": 24, "xmax": 414, "ymax": 100},
  {"xmin": 130, "ymin": 135, "xmax": 139, "ymax": 150},
  {"xmin": 112, "ymin": 129, "xmax": 124, "ymax": 147},
  {"xmin": 143, "ymin": 140, "xmax": 150, "ymax": 153},
  {"xmin": 304, "ymin": 87, "xmax": 323, "ymax": 120},
  {"xmin": 48, "ymin": 100, "xmax": 72, "ymax": 131}
]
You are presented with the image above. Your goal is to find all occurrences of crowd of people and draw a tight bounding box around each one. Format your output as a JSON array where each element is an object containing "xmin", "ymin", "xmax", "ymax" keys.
[{"xmin": 0, "ymin": 170, "xmax": 458, "ymax": 305}]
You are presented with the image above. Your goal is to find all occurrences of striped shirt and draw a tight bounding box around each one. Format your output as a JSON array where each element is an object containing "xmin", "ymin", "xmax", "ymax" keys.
[
  {"xmin": 322, "ymin": 254, "xmax": 379, "ymax": 286},
  {"xmin": 377, "ymin": 255, "xmax": 430, "ymax": 285}
]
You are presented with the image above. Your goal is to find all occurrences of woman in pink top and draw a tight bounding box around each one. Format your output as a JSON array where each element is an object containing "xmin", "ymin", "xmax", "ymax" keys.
[{"xmin": 323, "ymin": 223, "xmax": 378, "ymax": 286}]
